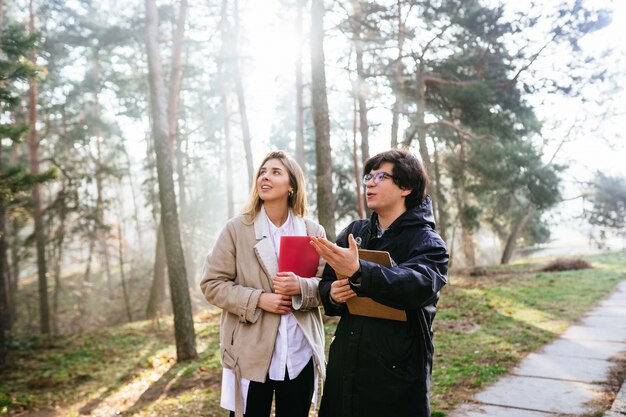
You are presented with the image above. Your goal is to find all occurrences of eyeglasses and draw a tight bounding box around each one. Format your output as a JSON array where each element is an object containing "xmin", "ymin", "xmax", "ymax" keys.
[{"xmin": 363, "ymin": 172, "xmax": 394, "ymax": 185}]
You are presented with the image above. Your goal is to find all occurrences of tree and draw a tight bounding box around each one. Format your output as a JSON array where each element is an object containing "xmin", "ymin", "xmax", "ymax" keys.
[
  {"xmin": 0, "ymin": 19, "xmax": 55, "ymax": 366},
  {"xmin": 311, "ymin": 0, "xmax": 336, "ymax": 241},
  {"xmin": 584, "ymin": 172, "xmax": 626, "ymax": 246},
  {"xmin": 144, "ymin": 0, "xmax": 197, "ymax": 361},
  {"xmin": 26, "ymin": 0, "xmax": 52, "ymax": 335}
]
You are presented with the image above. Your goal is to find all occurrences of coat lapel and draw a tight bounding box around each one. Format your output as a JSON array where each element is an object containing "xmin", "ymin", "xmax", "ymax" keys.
[
  {"xmin": 254, "ymin": 207, "xmax": 278, "ymax": 286},
  {"xmin": 293, "ymin": 215, "xmax": 307, "ymax": 237}
]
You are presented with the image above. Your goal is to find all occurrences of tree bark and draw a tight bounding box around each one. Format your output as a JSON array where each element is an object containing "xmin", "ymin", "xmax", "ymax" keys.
[
  {"xmin": 352, "ymin": 96, "xmax": 365, "ymax": 219},
  {"xmin": 390, "ymin": 0, "xmax": 405, "ymax": 148},
  {"xmin": 0, "ymin": 158, "xmax": 6, "ymax": 368},
  {"xmin": 432, "ymin": 140, "xmax": 447, "ymax": 242},
  {"xmin": 169, "ymin": 0, "xmax": 192, "ymax": 285},
  {"xmin": 117, "ymin": 224, "xmax": 132, "ymax": 322},
  {"xmin": 233, "ymin": 0, "xmax": 254, "ymax": 188},
  {"xmin": 145, "ymin": 0, "xmax": 197, "ymax": 361},
  {"xmin": 501, "ymin": 204, "xmax": 534, "ymax": 264},
  {"xmin": 219, "ymin": 0, "xmax": 235, "ymax": 218},
  {"xmin": 351, "ymin": 2, "xmax": 369, "ymax": 168},
  {"xmin": 0, "ymin": 2, "xmax": 7, "ymax": 362},
  {"xmin": 146, "ymin": 222, "xmax": 167, "ymax": 319},
  {"xmin": 27, "ymin": 0, "xmax": 50, "ymax": 335},
  {"xmin": 93, "ymin": 50, "xmax": 114, "ymax": 295},
  {"xmin": 311, "ymin": 0, "xmax": 336, "ymax": 241},
  {"xmin": 295, "ymin": 0, "xmax": 305, "ymax": 168}
]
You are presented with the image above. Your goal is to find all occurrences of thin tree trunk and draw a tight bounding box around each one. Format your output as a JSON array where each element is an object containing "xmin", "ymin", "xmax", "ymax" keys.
[
  {"xmin": 0, "ymin": 2, "xmax": 7, "ymax": 363},
  {"xmin": 219, "ymin": 0, "xmax": 234, "ymax": 218},
  {"xmin": 233, "ymin": 0, "xmax": 254, "ymax": 188},
  {"xmin": 311, "ymin": 0, "xmax": 336, "ymax": 241},
  {"xmin": 352, "ymin": 95, "xmax": 365, "ymax": 219},
  {"xmin": 0, "ymin": 163, "xmax": 7, "ymax": 368},
  {"xmin": 169, "ymin": 0, "xmax": 191, "ymax": 285},
  {"xmin": 92, "ymin": 49, "xmax": 113, "ymax": 295},
  {"xmin": 117, "ymin": 224, "xmax": 132, "ymax": 322},
  {"xmin": 390, "ymin": 0, "xmax": 405, "ymax": 148},
  {"xmin": 9, "ymin": 217, "xmax": 19, "ymax": 325},
  {"xmin": 123, "ymin": 149, "xmax": 143, "ymax": 249},
  {"xmin": 432, "ymin": 139, "xmax": 447, "ymax": 242},
  {"xmin": 146, "ymin": 223, "xmax": 167, "ymax": 319},
  {"xmin": 83, "ymin": 238, "xmax": 95, "ymax": 282},
  {"xmin": 145, "ymin": 0, "xmax": 197, "ymax": 361},
  {"xmin": 295, "ymin": 0, "xmax": 305, "ymax": 168},
  {"xmin": 351, "ymin": 1, "xmax": 369, "ymax": 167},
  {"xmin": 27, "ymin": 0, "xmax": 50, "ymax": 335},
  {"xmin": 501, "ymin": 205, "xmax": 533, "ymax": 264},
  {"xmin": 168, "ymin": 0, "xmax": 188, "ymax": 151}
]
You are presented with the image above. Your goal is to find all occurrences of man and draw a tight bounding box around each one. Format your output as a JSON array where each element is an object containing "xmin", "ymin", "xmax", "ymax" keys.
[{"xmin": 310, "ymin": 149, "xmax": 448, "ymax": 417}]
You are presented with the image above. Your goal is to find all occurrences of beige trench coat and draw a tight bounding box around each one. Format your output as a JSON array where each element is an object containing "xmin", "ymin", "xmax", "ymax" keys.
[{"xmin": 199, "ymin": 208, "xmax": 326, "ymax": 416}]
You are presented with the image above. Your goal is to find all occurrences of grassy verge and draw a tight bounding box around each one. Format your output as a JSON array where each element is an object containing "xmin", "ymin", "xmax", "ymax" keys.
[{"xmin": 1, "ymin": 252, "xmax": 624, "ymax": 416}]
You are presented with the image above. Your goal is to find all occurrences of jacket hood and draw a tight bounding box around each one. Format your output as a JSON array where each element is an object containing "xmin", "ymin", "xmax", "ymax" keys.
[{"xmin": 371, "ymin": 194, "xmax": 436, "ymax": 233}]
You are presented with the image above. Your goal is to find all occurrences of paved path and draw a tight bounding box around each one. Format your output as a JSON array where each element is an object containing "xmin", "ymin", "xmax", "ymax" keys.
[{"xmin": 449, "ymin": 280, "xmax": 626, "ymax": 417}]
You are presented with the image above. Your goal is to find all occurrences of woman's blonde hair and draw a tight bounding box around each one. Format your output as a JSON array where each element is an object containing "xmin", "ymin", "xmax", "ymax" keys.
[{"xmin": 242, "ymin": 150, "xmax": 308, "ymax": 221}]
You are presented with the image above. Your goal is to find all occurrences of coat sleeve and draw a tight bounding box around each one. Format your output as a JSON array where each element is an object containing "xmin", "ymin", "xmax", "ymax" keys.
[
  {"xmin": 199, "ymin": 221, "xmax": 263, "ymax": 324},
  {"xmin": 293, "ymin": 222, "xmax": 327, "ymax": 310},
  {"xmin": 318, "ymin": 224, "xmax": 353, "ymax": 317},
  {"xmin": 350, "ymin": 232, "xmax": 448, "ymax": 310}
]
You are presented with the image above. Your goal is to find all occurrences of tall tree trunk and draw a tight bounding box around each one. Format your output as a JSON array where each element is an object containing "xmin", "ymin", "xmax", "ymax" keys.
[
  {"xmin": 117, "ymin": 224, "xmax": 132, "ymax": 322},
  {"xmin": 311, "ymin": 0, "xmax": 336, "ymax": 241},
  {"xmin": 295, "ymin": 0, "xmax": 305, "ymax": 168},
  {"xmin": 219, "ymin": 0, "xmax": 234, "ymax": 218},
  {"xmin": 146, "ymin": 223, "xmax": 167, "ymax": 319},
  {"xmin": 233, "ymin": 0, "xmax": 254, "ymax": 188},
  {"xmin": 351, "ymin": 1, "xmax": 369, "ymax": 167},
  {"xmin": 93, "ymin": 52, "xmax": 113, "ymax": 295},
  {"xmin": 501, "ymin": 204, "xmax": 534, "ymax": 264},
  {"xmin": 0, "ymin": 2, "xmax": 7, "ymax": 365},
  {"xmin": 27, "ymin": 1, "xmax": 50, "ymax": 335},
  {"xmin": 167, "ymin": 0, "xmax": 187, "ymax": 151},
  {"xmin": 0, "ymin": 163, "xmax": 6, "ymax": 368},
  {"xmin": 432, "ymin": 140, "xmax": 448, "ymax": 242},
  {"xmin": 123, "ymin": 149, "xmax": 143, "ymax": 249},
  {"xmin": 390, "ymin": 0, "xmax": 405, "ymax": 148},
  {"xmin": 51, "ymin": 188, "xmax": 67, "ymax": 335},
  {"xmin": 352, "ymin": 96, "xmax": 365, "ymax": 219},
  {"xmin": 145, "ymin": 0, "xmax": 197, "ymax": 361},
  {"xmin": 169, "ymin": 0, "xmax": 192, "ymax": 285},
  {"xmin": 83, "ymin": 238, "xmax": 95, "ymax": 282}
]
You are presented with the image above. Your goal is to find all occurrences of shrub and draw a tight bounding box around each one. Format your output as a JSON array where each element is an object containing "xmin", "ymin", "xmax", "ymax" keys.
[{"xmin": 541, "ymin": 258, "xmax": 592, "ymax": 272}]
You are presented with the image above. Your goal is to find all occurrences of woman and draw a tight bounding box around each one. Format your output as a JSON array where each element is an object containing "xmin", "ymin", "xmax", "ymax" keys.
[{"xmin": 200, "ymin": 150, "xmax": 326, "ymax": 417}]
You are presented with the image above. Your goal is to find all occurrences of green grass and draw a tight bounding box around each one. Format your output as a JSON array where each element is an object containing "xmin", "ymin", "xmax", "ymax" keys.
[
  {"xmin": 430, "ymin": 252, "xmax": 626, "ymax": 412},
  {"xmin": 1, "ymin": 252, "xmax": 624, "ymax": 416}
]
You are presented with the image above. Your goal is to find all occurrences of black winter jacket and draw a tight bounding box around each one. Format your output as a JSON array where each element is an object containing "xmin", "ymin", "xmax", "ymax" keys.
[{"xmin": 319, "ymin": 196, "xmax": 448, "ymax": 417}]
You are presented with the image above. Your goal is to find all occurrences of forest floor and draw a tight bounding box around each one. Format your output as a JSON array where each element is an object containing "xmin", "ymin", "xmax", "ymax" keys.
[{"xmin": 1, "ymin": 252, "xmax": 625, "ymax": 417}]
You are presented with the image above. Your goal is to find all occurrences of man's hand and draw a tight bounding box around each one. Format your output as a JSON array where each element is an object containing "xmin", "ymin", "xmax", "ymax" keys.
[
  {"xmin": 330, "ymin": 279, "xmax": 356, "ymax": 303},
  {"xmin": 273, "ymin": 272, "xmax": 301, "ymax": 296},
  {"xmin": 258, "ymin": 293, "xmax": 293, "ymax": 314},
  {"xmin": 310, "ymin": 234, "xmax": 360, "ymax": 277}
]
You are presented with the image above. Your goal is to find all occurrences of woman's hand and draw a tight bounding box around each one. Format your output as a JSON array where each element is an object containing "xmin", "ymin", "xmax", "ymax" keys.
[
  {"xmin": 273, "ymin": 272, "xmax": 301, "ymax": 296},
  {"xmin": 258, "ymin": 293, "xmax": 293, "ymax": 314},
  {"xmin": 330, "ymin": 279, "xmax": 356, "ymax": 304}
]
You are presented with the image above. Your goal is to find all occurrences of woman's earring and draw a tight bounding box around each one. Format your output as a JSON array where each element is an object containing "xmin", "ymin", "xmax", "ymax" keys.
[{"xmin": 288, "ymin": 190, "xmax": 294, "ymax": 197}]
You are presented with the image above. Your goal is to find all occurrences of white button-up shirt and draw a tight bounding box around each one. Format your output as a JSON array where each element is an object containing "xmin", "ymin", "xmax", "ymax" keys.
[{"xmin": 266, "ymin": 211, "xmax": 313, "ymax": 381}]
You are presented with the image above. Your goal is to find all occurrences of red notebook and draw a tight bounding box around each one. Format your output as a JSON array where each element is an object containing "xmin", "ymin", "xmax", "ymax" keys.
[{"xmin": 278, "ymin": 236, "xmax": 320, "ymax": 278}]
